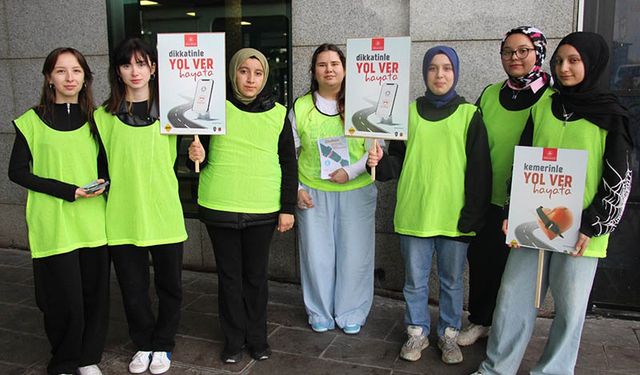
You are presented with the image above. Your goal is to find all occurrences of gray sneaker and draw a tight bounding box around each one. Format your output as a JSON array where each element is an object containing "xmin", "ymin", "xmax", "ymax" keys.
[
  {"xmin": 438, "ymin": 327, "xmax": 463, "ymax": 364},
  {"xmin": 457, "ymin": 323, "xmax": 490, "ymax": 346},
  {"xmin": 399, "ymin": 325, "xmax": 429, "ymax": 361}
]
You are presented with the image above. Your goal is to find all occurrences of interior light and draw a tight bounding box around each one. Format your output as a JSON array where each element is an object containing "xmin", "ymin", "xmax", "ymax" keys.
[
  {"xmin": 186, "ymin": 12, "xmax": 197, "ymax": 17},
  {"xmin": 241, "ymin": 21, "xmax": 252, "ymax": 26},
  {"xmin": 140, "ymin": 1, "xmax": 159, "ymax": 6}
]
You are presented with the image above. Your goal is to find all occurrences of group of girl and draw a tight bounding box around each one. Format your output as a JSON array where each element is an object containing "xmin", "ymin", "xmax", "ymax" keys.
[
  {"xmin": 367, "ymin": 26, "xmax": 632, "ymax": 375},
  {"xmin": 8, "ymin": 25, "xmax": 632, "ymax": 375},
  {"xmin": 10, "ymin": 38, "xmax": 186, "ymax": 375}
]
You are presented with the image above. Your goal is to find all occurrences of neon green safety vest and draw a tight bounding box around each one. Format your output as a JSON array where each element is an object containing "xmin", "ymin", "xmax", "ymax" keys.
[
  {"xmin": 198, "ymin": 101, "xmax": 285, "ymax": 213},
  {"xmin": 530, "ymin": 97, "xmax": 608, "ymax": 258},
  {"xmin": 14, "ymin": 109, "xmax": 107, "ymax": 258},
  {"xmin": 394, "ymin": 102, "xmax": 478, "ymax": 238},
  {"xmin": 294, "ymin": 93, "xmax": 371, "ymax": 192},
  {"xmin": 479, "ymin": 82, "xmax": 553, "ymax": 206},
  {"xmin": 94, "ymin": 107, "xmax": 187, "ymax": 246}
]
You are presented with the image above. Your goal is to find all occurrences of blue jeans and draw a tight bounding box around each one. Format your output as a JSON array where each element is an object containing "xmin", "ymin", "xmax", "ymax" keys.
[
  {"xmin": 296, "ymin": 183, "xmax": 377, "ymax": 329},
  {"xmin": 478, "ymin": 248, "xmax": 598, "ymax": 375},
  {"xmin": 400, "ymin": 235, "xmax": 468, "ymax": 337}
]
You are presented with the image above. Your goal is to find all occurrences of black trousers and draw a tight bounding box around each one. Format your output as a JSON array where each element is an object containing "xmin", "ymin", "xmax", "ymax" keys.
[
  {"xmin": 466, "ymin": 204, "xmax": 511, "ymax": 326},
  {"xmin": 205, "ymin": 223, "xmax": 275, "ymax": 355},
  {"xmin": 110, "ymin": 243, "xmax": 183, "ymax": 352},
  {"xmin": 33, "ymin": 246, "xmax": 110, "ymax": 375}
]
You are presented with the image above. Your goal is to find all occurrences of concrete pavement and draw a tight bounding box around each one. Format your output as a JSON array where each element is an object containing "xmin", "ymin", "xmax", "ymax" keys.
[{"xmin": 0, "ymin": 248, "xmax": 638, "ymax": 374}]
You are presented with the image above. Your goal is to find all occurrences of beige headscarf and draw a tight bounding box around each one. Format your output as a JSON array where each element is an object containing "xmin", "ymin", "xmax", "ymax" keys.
[{"xmin": 228, "ymin": 48, "xmax": 269, "ymax": 105}]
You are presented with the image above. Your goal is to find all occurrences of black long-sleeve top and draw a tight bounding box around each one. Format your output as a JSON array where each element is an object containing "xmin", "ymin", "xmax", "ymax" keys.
[
  {"xmin": 518, "ymin": 97, "xmax": 634, "ymax": 238},
  {"xmin": 8, "ymin": 104, "xmax": 107, "ymax": 202},
  {"xmin": 373, "ymin": 95, "xmax": 492, "ymax": 237},
  {"xmin": 187, "ymin": 92, "xmax": 298, "ymax": 226}
]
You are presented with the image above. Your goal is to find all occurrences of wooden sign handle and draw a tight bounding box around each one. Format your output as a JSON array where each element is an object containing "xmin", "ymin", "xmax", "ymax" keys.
[
  {"xmin": 194, "ymin": 134, "xmax": 201, "ymax": 173},
  {"xmin": 371, "ymin": 139, "xmax": 377, "ymax": 181},
  {"xmin": 535, "ymin": 249, "xmax": 544, "ymax": 308}
]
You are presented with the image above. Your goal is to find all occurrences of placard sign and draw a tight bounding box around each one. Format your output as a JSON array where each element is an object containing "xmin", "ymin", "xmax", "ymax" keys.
[
  {"xmin": 506, "ymin": 146, "xmax": 588, "ymax": 253},
  {"xmin": 345, "ymin": 36, "xmax": 410, "ymax": 140},
  {"xmin": 157, "ymin": 33, "xmax": 226, "ymax": 135}
]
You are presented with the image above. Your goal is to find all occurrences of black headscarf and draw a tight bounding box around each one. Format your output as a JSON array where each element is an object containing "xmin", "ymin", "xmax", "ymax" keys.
[{"xmin": 550, "ymin": 32, "xmax": 628, "ymax": 130}]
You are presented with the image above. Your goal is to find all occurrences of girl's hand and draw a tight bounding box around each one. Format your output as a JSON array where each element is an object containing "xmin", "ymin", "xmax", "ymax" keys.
[
  {"xmin": 297, "ymin": 189, "xmax": 314, "ymax": 209},
  {"xmin": 329, "ymin": 168, "xmax": 349, "ymax": 184},
  {"xmin": 76, "ymin": 178, "xmax": 106, "ymax": 199},
  {"xmin": 188, "ymin": 138, "xmax": 205, "ymax": 163},
  {"xmin": 367, "ymin": 141, "xmax": 384, "ymax": 168},
  {"xmin": 277, "ymin": 213, "xmax": 295, "ymax": 232},
  {"xmin": 572, "ymin": 233, "xmax": 590, "ymax": 256},
  {"xmin": 503, "ymin": 219, "xmax": 520, "ymax": 248}
]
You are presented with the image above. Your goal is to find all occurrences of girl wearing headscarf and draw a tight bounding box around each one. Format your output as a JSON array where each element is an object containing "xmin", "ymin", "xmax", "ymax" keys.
[
  {"xmin": 188, "ymin": 48, "xmax": 297, "ymax": 364},
  {"xmin": 289, "ymin": 43, "xmax": 376, "ymax": 337},
  {"xmin": 368, "ymin": 46, "xmax": 491, "ymax": 364},
  {"xmin": 459, "ymin": 26, "xmax": 554, "ymax": 346},
  {"xmin": 473, "ymin": 32, "xmax": 633, "ymax": 375},
  {"xmin": 96, "ymin": 38, "xmax": 187, "ymax": 375}
]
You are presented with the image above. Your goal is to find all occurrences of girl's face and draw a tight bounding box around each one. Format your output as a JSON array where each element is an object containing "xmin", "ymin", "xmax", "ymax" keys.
[
  {"xmin": 118, "ymin": 53, "xmax": 155, "ymax": 93},
  {"xmin": 314, "ymin": 51, "xmax": 345, "ymax": 90},
  {"xmin": 426, "ymin": 53, "xmax": 454, "ymax": 95},
  {"xmin": 554, "ymin": 44, "xmax": 585, "ymax": 87},
  {"xmin": 236, "ymin": 57, "xmax": 265, "ymax": 98},
  {"xmin": 49, "ymin": 52, "xmax": 84, "ymax": 103},
  {"xmin": 501, "ymin": 33, "xmax": 537, "ymax": 78}
]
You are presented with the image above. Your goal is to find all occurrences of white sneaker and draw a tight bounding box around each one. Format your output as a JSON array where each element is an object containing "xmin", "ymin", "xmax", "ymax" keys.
[
  {"xmin": 438, "ymin": 327, "xmax": 463, "ymax": 364},
  {"xmin": 399, "ymin": 325, "xmax": 429, "ymax": 361},
  {"xmin": 149, "ymin": 351, "xmax": 172, "ymax": 374},
  {"xmin": 457, "ymin": 323, "xmax": 490, "ymax": 346},
  {"xmin": 128, "ymin": 351, "xmax": 152, "ymax": 374},
  {"xmin": 77, "ymin": 364, "xmax": 102, "ymax": 375}
]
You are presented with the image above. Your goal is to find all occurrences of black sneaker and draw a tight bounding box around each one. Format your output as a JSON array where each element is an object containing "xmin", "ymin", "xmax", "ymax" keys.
[
  {"xmin": 250, "ymin": 347, "xmax": 272, "ymax": 361},
  {"xmin": 221, "ymin": 350, "xmax": 243, "ymax": 364}
]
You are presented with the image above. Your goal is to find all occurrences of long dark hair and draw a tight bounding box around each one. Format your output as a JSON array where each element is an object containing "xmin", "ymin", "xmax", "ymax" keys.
[
  {"xmin": 36, "ymin": 47, "xmax": 97, "ymax": 135},
  {"xmin": 309, "ymin": 43, "xmax": 346, "ymax": 117},
  {"xmin": 104, "ymin": 38, "xmax": 158, "ymax": 114}
]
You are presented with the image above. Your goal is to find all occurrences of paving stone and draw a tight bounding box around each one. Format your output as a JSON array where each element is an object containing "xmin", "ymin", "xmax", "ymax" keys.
[
  {"xmin": 604, "ymin": 345, "xmax": 640, "ymax": 371},
  {"xmin": 0, "ymin": 304, "xmax": 42, "ymax": 336},
  {"xmin": 269, "ymin": 326, "xmax": 337, "ymax": 357},
  {"xmin": 266, "ymin": 302, "xmax": 309, "ymax": 329},
  {"xmin": 178, "ymin": 309, "xmax": 223, "ymax": 342},
  {"xmin": 391, "ymin": 342, "xmax": 484, "ymax": 375},
  {"xmin": 0, "ymin": 281, "xmax": 32, "ymax": 304},
  {"xmin": 0, "ymin": 264, "xmax": 32, "ymax": 284},
  {"xmin": 171, "ymin": 335, "xmax": 252, "ymax": 373},
  {"xmin": 184, "ymin": 294, "xmax": 218, "ymax": 314},
  {"xmin": 0, "ymin": 362, "xmax": 28, "ymax": 375},
  {"xmin": 323, "ymin": 335, "xmax": 401, "ymax": 369},
  {"xmin": 249, "ymin": 351, "xmax": 391, "ymax": 374},
  {"xmin": 183, "ymin": 275, "xmax": 218, "ymax": 295},
  {"xmin": 0, "ymin": 249, "xmax": 30, "ymax": 266},
  {"xmin": 357, "ymin": 316, "xmax": 398, "ymax": 341},
  {"xmin": 581, "ymin": 317, "xmax": 640, "ymax": 348},
  {"xmin": 0, "ymin": 329, "xmax": 49, "ymax": 366},
  {"xmin": 104, "ymin": 318, "xmax": 131, "ymax": 352},
  {"xmin": 575, "ymin": 342, "xmax": 608, "ymax": 371}
]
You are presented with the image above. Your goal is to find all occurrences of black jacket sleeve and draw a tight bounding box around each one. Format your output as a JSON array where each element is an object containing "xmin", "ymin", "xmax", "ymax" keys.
[
  {"xmin": 372, "ymin": 140, "xmax": 406, "ymax": 181},
  {"xmin": 580, "ymin": 119, "xmax": 634, "ymax": 238},
  {"xmin": 458, "ymin": 110, "xmax": 492, "ymax": 233},
  {"xmin": 96, "ymin": 132, "xmax": 109, "ymax": 181},
  {"xmin": 278, "ymin": 116, "xmax": 298, "ymax": 214},
  {"xmin": 8, "ymin": 124, "xmax": 77, "ymax": 202}
]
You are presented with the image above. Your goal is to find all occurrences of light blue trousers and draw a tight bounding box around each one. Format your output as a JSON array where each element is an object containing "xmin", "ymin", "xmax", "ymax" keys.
[
  {"xmin": 400, "ymin": 235, "xmax": 468, "ymax": 337},
  {"xmin": 479, "ymin": 248, "xmax": 598, "ymax": 375},
  {"xmin": 296, "ymin": 183, "xmax": 377, "ymax": 329}
]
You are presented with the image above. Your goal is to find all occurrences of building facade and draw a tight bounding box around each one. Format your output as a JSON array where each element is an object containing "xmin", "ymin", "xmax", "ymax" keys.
[{"xmin": 1, "ymin": 0, "xmax": 638, "ymax": 311}]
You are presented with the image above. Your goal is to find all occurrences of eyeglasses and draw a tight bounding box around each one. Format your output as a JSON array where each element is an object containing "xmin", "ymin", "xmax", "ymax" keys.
[{"xmin": 500, "ymin": 47, "xmax": 535, "ymax": 60}]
